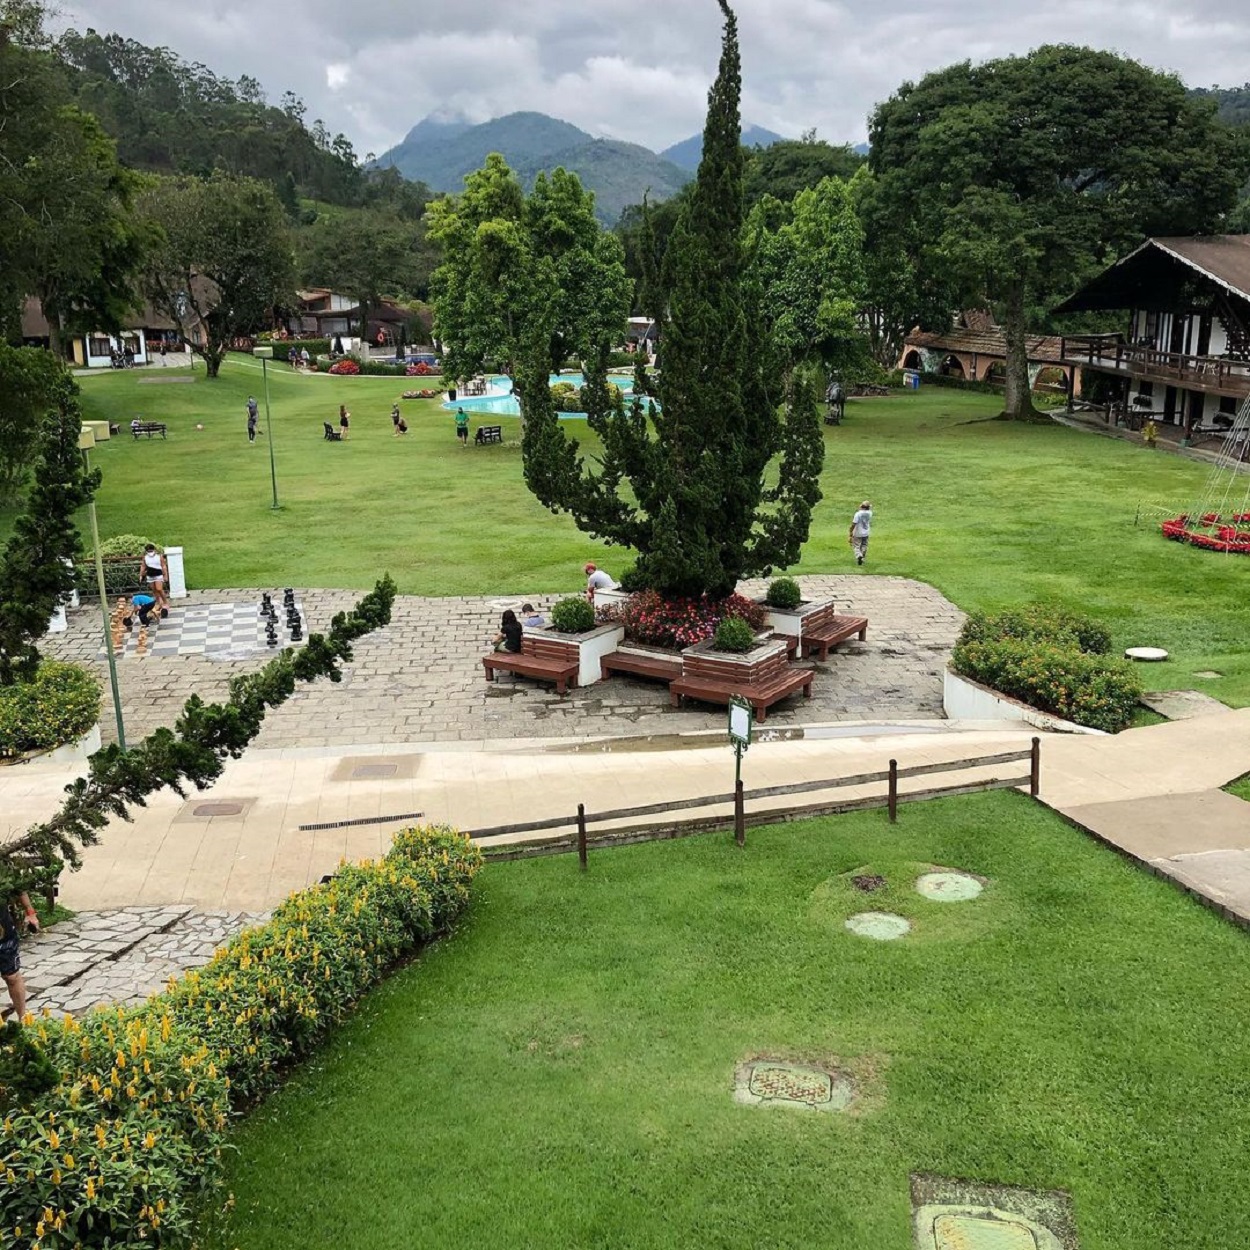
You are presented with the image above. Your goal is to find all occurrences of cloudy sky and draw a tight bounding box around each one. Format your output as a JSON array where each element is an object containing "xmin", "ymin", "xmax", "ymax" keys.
[{"xmin": 56, "ymin": 0, "xmax": 1250, "ymax": 159}]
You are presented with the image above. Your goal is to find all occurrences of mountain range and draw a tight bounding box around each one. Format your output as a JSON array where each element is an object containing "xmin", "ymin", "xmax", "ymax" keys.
[{"xmin": 376, "ymin": 112, "xmax": 787, "ymax": 224}]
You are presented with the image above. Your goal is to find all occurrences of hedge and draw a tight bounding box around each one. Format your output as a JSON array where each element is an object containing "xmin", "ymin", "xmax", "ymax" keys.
[
  {"xmin": 75, "ymin": 536, "xmax": 159, "ymax": 598},
  {"xmin": 0, "ymin": 663, "xmax": 101, "ymax": 756},
  {"xmin": 550, "ymin": 596, "xmax": 595, "ymax": 633},
  {"xmin": 1, "ymin": 823, "xmax": 482, "ymax": 1248},
  {"xmin": 951, "ymin": 604, "xmax": 1138, "ymax": 732}
]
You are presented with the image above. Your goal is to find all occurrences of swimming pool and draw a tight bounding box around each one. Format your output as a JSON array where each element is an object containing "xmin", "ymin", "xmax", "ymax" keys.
[{"xmin": 443, "ymin": 374, "xmax": 639, "ymax": 418}]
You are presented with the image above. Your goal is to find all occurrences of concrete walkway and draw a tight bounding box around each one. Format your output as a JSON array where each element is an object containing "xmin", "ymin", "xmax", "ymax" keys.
[{"xmin": 1039, "ymin": 709, "xmax": 1250, "ymax": 924}]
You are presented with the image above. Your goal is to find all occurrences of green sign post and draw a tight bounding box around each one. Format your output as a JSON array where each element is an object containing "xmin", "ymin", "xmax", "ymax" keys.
[{"xmin": 728, "ymin": 695, "xmax": 753, "ymax": 846}]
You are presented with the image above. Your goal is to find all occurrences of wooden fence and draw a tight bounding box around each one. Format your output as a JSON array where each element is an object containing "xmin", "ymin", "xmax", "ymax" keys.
[{"xmin": 475, "ymin": 738, "xmax": 1041, "ymax": 865}]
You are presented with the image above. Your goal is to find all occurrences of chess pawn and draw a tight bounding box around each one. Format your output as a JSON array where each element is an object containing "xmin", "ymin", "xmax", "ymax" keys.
[
  {"xmin": 136, "ymin": 627, "xmax": 148, "ymax": 657},
  {"xmin": 290, "ymin": 622, "xmax": 303, "ymax": 641}
]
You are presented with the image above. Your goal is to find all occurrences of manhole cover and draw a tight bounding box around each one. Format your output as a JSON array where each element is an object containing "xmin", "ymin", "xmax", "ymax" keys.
[
  {"xmin": 916, "ymin": 871, "xmax": 983, "ymax": 902},
  {"xmin": 1194, "ymin": 670, "xmax": 1222, "ymax": 679},
  {"xmin": 351, "ymin": 763, "xmax": 398, "ymax": 779},
  {"xmin": 1124, "ymin": 646, "xmax": 1168, "ymax": 662},
  {"xmin": 734, "ymin": 1060, "xmax": 853, "ymax": 1111},
  {"xmin": 933, "ymin": 1212, "xmax": 1039, "ymax": 1249},
  {"xmin": 193, "ymin": 802, "xmax": 244, "ymax": 817},
  {"xmin": 845, "ymin": 911, "xmax": 911, "ymax": 940}
]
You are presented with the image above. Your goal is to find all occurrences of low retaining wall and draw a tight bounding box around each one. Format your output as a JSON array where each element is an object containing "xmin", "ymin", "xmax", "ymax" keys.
[{"xmin": 943, "ymin": 669, "xmax": 1104, "ymax": 735}]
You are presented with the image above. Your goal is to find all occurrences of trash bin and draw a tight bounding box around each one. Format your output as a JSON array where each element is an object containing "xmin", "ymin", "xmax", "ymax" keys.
[{"xmin": 903, "ymin": 369, "xmax": 921, "ymax": 390}]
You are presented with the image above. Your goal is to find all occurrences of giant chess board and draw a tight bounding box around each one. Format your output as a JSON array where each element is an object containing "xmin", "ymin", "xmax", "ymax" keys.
[{"xmin": 101, "ymin": 599, "xmax": 306, "ymax": 660}]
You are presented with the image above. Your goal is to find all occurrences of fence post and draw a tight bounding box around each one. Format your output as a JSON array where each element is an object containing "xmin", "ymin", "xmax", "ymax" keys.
[
  {"xmin": 1030, "ymin": 737, "xmax": 1041, "ymax": 798},
  {"xmin": 577, "ymin": 803, "xmax": 588, "ymax": 871},
  {"xmin": 734, "ymin": 780, "xmax": 745, "ymax": 847},
  {"xmin": 888, "ymin": 759, "xmax": 898, "ymax": 824}
]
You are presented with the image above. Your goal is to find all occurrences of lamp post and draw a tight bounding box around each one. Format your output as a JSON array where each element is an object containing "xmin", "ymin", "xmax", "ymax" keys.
[
  {"xmin": 253, "ymin": 346, "xmax": 279, "ymax": 509},
  {"xmin": 78, "ymin": 428, "xmax": 126, "ymax": 750}
]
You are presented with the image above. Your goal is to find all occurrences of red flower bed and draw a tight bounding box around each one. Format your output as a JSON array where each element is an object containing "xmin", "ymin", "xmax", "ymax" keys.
[
  {"xmin": 328, "ymin": 358, "xmax": 361, "ymax": 375},
  {"xmin": 600, "ymin": 590, "xmax": 767, "ymax": 649},
  {"xmin": 1161, "ymin": 514, "xmax": 1250, "ymax": 554},
  {"xmin": 406, "ymin": 361, "xmax": 436, "ymax": 376}
]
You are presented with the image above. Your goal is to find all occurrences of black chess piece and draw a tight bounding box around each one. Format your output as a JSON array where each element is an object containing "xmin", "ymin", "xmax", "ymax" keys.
[
  {"xmin": 283, "ymin": 588, "xmax": 295, "ymax": 604},
  {"xmin": 290, "ymin": 622, "xmax": 303, "ymax": 641}
]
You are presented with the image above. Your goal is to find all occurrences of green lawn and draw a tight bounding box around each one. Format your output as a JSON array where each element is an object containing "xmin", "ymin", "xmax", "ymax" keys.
[
  {"xmin": 206, "ymin": 791, "xmax": 1250, "ymax": 1249},
  {"xmin": 3, "ymin": 357, "xmax": 1246, "ymax": 704}
]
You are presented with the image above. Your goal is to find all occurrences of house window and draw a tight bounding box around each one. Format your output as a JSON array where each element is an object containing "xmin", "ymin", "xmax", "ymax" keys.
[
  {"xmin": 1136, "ymin": 381, "xmax": 1154, "ymax": 399},
  {"xmin": 1219, "ymin": 394, "xmax": 1237, "ymax": 415},
  {"xmin": 88, "ymin": 336, "xmax": 111, "ymax": 359}
]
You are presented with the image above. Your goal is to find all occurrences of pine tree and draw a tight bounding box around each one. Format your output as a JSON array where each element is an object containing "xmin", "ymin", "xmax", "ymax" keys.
[
  {"xmin": 0, "ymin": 366, "xmax": 99, "ymax": 685},
  {"xmin": 521, "ymin": 0, "xmax": 823, "ymax": 598}
]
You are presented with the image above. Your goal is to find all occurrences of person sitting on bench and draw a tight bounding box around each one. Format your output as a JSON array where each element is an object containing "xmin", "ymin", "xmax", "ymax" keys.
[{"xmin": 492, "ymin": 609, "xmax": 523, "ymax": 653}]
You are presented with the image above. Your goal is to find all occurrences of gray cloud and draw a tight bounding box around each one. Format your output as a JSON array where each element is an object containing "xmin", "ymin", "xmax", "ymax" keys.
[{"xmin": 55, "ymin": 0, "xmax": 1250, "ymax": 160}]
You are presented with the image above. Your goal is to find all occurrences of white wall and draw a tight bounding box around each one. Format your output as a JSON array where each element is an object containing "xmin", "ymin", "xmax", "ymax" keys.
[{"xmin": 83, "ymin": 329, "xmax": 148, "ymax": 368}]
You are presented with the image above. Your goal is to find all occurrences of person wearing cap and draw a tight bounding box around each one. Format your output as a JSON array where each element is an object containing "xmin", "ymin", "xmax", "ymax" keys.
[
  {"xmin": 849, "ymin": 500, "xmax": 873, "ymax": 566},
  {"xmin": 584, "ymin": 563, "xmax": 617, "ymax": 602}
]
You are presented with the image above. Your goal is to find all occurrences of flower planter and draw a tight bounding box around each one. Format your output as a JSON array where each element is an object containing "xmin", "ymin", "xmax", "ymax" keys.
[
  {"xmin": 526, "ymin": 622, "xmax": 624, "ymax": 687},
  {"xmin": 942, "ymin": 668, "xmax": 1105, "ymax": 735},
  {"xmin": 762, "ymin": 598, "xmax": 837, "ymax": 640},
  {"xmin": 681, "ymin": 636, "xmax": 790, "ymax": 684},
  {"xmin": 5, "ymin": 721, "xmax": 104, "ymax": 766},
  {"xmin": 591, "ymin": 586, "xmax": 631, "ymax": 612}
]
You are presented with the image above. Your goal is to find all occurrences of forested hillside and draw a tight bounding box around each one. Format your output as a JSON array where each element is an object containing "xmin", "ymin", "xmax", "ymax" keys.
[{"xmin": 1191, "ymin": 83, "xmax": 1250, "ymax": 127}]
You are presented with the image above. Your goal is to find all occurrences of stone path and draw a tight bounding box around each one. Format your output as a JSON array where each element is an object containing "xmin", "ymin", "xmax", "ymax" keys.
[
  {"xmin": 44, "ymin": 575, "xmax": 963, "ymax": 749},
  {"xmin": 19, "ymin": 907, "xmax": 267, "ymax": 1016}
]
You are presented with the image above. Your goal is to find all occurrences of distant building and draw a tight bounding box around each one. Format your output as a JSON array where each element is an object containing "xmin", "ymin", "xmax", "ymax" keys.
[
  {"xmin": 21, "ymin": 297, "xmax": 205, "ymax": 368},
  {"xmin": 288, "ymin": 290, "xmax": 414, "ymax": 346},
  {"xmin": 1054, "ymin": 234, "xmax": 1250, "ymax": 431}
]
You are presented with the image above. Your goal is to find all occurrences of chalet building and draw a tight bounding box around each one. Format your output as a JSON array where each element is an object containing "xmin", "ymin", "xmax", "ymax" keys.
[
  {"xmin": 900, "ymin": 310, "xmax": 1076, "ymax": 393},
  {"xmin": 21, "ymin": 296, "xmax": 205, "ymax": 368},
  {"xmin": 1054, "ymin": 235, "xmax": 1250, "ymax": 432},
  {"xmin": 287, "ymin": 290, "xmax": 412, "ymax": 345}
]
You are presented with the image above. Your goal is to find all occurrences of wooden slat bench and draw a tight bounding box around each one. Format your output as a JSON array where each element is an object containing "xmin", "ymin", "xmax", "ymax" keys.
[
  {"xmin": 801, "ymin": 615, "xmax": 868, "ymax": 661},
  {"xmin": 131, "ymin": 422, "xmax": 167, "ymax": 439},
  {"xmin": 483, "ymin": 634, "xmax": 579, "ymax": 694},
  {"xmin": 669, "ymin": 667, "xmax": 813, "ymax": 721},
  {"xmin": 475, "ymin": 425, "xmax": 503, "ymax": 445},
  {"xmin": 600, "ymin": 649, "xmax": 683, "ymax": 684}
]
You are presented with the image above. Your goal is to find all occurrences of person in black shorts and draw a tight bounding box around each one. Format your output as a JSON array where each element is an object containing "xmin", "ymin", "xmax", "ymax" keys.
[{"xmin": 2, "ymin": 891, "xmax": 38, "ymax": 1021}]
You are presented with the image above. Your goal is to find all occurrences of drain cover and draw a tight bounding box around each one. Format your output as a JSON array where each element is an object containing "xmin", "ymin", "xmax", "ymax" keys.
[
  {"xmin": 734, "ymin": 1060, "xmax": 853, "ymax": 1111},
  {"xmin": 351, "ymin": 763, "xmax": 398, "ymax": 779},
  {"xmin": 845, "ymin": 911, "xmax": 911, "ymax": 940},
  {"xmin": 193, "ymin": 802, "xmax": 244, "ymax": 817},
  {"xmin": 916, "ymin": 871, "xmax": 983, "ymax": 902},
  {"xmin": 1124, "ymin": 646, "xmax": 1168, "ymax": 662},
  {"xmin": 932, "ymin": 1213, "xmax": 1039, "ymax": 1249}
]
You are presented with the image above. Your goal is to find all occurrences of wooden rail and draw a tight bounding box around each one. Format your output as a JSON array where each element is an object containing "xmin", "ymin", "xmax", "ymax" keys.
[
  {"xmin": 1060, "ymin": 334, "xmax": 1250, "ymax": 396},
  {"xmin": 474, "ymin": 739, "xmax": 1041, "ymax": 860}
]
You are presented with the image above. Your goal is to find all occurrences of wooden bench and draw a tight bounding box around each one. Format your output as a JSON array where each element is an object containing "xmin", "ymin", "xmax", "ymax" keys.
[
  {"xmin": 131, "ymin": 422, "xmax": 167, "ymax": 439},
  {"xmin": 801, "ymin": 615, "xmax": 868, "ymax": 661},
  {"xmin": 600, "ymin": 649, "xmax": 683, "ymax": 684},
  {"xmin": 669, "ymin": 667, "xmax": 813, "ymax": 721},
  {"xmin": 483, "ymin": 634, "xmax": 579, "ymax": 694},
  {"xmin": 475, "ymin": 425, "xmax": 503, "ymax": 445}
]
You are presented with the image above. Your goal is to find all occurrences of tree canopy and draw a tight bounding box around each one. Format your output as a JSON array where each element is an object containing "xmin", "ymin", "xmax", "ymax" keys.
[
  {"xmin": 870, "ymin": 45, "xmax": 1250, "ymax": 418},
  {"xmin": 520, "ymin": 0, "xmax": 823, "ymax": 599},
  {"xmin": 137, "ymin": 173, "xmax": 297, "ymax": 377}
]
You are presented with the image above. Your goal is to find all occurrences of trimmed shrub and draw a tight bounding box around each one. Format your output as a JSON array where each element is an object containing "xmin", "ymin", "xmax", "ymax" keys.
[
  {"xmin": 764, "ymin": 577, "xmax": 802, "ymax": 609},
  {"xmin": 712, "ymin": 614, "xmax": 757, "ymax": 653},
  {"xmin": 550, "ymin": 381, "xmax": 582, "ymax": 412},
  {"xmin": 0, "ymin": 662, "xmax": 101, "ymax": 756},
  {"xmin": 600, "ymin": 591, "xmax": 767, "ymax": 649},
  {"xmin": 958, "ymin": 604, "xmax": 1111, "ymax": 656},
  {"xmin": 1, "ymin": 824, "xmax": 481, "ymax": 1247},
  {"xmin": 550, "ymin": 596, "xmax": 595, "ymax": 633},
  {"xmin": 952, "ymin": 604, "xmax": 1136, "ymax": 732}
]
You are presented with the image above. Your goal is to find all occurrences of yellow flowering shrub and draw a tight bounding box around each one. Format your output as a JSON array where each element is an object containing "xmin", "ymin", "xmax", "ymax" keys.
[{"xmin": 1, "ymin": 823, "xmax": 481, "ymax": 1247}]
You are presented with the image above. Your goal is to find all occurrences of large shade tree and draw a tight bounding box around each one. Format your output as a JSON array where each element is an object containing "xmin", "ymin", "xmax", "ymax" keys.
[
  {"xmin": 870, "ymin": 46, "xmax": 1250, "ymax": 419},
  {"xmin": 137, "ymin": 172, "xmax": 296, "ymax": 377},
  {"xmin": 520, "ymin": 0, "xmax": 823, "ymax": 599},
  {"xmin": 427, "ymin": 156, "xmax": 631, "ymax": 382}
]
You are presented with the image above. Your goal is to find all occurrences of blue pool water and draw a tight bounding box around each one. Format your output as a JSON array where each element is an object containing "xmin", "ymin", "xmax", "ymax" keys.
[{"xmin": 443, "ymin": 374, "xmax": 638, "ymax": 418}]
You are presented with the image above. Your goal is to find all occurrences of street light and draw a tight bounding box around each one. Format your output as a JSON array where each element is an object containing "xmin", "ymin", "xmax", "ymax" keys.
[
  {"xmin": 252, "ymin": 346, "xmax": 279, "ymax": 509},
  {"xmin": 78, "ymin": 428, "xmax": 126, "ymax": 750}
]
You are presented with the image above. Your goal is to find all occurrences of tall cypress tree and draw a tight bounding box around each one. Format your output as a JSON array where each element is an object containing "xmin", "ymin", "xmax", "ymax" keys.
[{"xmin": 522, "ymin": 0, "xmax": 822, "ymax": 598}]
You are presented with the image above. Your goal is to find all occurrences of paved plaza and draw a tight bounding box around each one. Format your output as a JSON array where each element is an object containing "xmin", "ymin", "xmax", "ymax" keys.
[{"xmin": 45, "ymin": 575, "xmax": 964, "ymax": 748}]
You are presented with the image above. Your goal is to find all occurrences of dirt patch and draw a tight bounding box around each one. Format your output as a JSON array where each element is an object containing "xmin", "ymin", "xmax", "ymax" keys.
[{"xmin": 852, "ymin": 873, "xmax": 887, "ymax": 893}]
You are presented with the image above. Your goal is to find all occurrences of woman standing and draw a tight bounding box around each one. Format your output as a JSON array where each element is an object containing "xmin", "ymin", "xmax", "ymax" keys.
[
  {"xmin": 141, "ymin": 544, "xmax": 169, "ymax": 616},
  {"xmin": 338, "ymin": 404, "xmax": 351, "ymax": 440}
]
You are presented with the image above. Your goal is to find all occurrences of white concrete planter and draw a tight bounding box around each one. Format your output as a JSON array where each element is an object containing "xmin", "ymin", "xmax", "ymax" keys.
[
  {"xmin": 165, "ymin": 546, "xmax": 187, "ymax": 598},
  {"xmin": 46, "ymin": 604, "xmax": 67, "ymax": 634},
  {"xmin": 762, "ymin": 598, "xmax": 836, "ymax": 639},
  {"xmin": 526, "ymin": 623, "xmax": 624, "ymax": 687},
  {"xmin": 591, "ymin": 586, "xmax": 630, "ymax": 612},
  {"xmin": 943, "ymin": 668, "xmax": 1106, "ymax": 735},
  {"xmin": 40, "ymin": 722, "xmax": 102, "ymax": 763}
]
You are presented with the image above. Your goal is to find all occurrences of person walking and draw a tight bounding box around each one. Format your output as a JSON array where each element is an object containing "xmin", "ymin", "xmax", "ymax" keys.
[
  {"xmin": 2, "ymin": 891, "xmax": 39, "ymax": 1021},
  {"xmin": 849, "ymin": 501, "xmax": 873, "ymax": 566},
  {"xmin": 159, "ymin": 339, "xmax": 168, "ymax": 365},
  {"xmin": 455, "ymin": 407, "xmax": 469, "ymax": 447},
  {"xmin": 247, "ymin": 395, "xmax": 259, "ymax": 443}
]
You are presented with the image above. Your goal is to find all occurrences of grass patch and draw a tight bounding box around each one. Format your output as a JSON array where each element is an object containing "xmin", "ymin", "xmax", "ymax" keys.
[
  {"xmin": 1227, "ymin": 774, "xmax": 1250, "ymax": 802},
  {"xmin": 2, "ymin": 361, "xmax": 1245, "ymax": 705},
  {"xmin": 206, "ymin": 791, "xmax": 1250, "ymax": 1249}
]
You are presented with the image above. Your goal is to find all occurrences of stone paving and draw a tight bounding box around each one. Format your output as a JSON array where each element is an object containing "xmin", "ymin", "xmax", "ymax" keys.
[
  {"xmin": 19, "ymin": 907, "xmax": 267, "ymax": 1016},
  {"xmin": 45, "ymin": 575, "xmax": 963, "ymax": 749}
]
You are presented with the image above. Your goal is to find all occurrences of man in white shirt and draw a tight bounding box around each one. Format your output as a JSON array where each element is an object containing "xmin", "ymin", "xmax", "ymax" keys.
[
  {"xmin": 849, "ymin": 501, "xmax": 873, "ymax": 566},
  {"xmin": 584, "ymin": 563, "xmax": 617, "ymax": 602}
]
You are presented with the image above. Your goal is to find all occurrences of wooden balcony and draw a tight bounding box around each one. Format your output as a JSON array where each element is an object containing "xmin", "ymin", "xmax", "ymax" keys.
[{"xmin": 1059, "ymin": 334, "xmax": 1250, "ymax": 398}]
